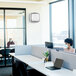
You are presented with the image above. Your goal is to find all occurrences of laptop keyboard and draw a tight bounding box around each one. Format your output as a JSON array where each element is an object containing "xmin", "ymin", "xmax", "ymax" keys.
[{"xmin": 46, "ymin": 66, "xmax": 60, "ymax": 70}]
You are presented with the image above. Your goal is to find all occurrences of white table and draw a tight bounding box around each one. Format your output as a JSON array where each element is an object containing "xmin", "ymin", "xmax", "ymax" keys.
[{"xmin": 10, "ymin": 53, "xmax": 76, "ymax": 76}]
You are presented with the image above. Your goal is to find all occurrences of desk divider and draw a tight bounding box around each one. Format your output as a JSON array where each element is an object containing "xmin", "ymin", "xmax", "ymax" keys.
[
  {"xmin": 15, "ymin": 45, "xmax": 76, "ymax": 70},
  {"xmin": 49, "ymin": 49, "xmax": 76, "ymax": 70}
]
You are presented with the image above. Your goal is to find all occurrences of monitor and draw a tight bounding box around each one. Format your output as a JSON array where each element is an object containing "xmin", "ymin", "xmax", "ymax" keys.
[{"xmin": 45, "ymin": 42, "xmax": 53, "ymax": 49}]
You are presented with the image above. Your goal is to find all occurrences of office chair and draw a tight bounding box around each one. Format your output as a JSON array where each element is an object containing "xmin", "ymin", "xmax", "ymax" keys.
[{"xmin": 0, "ymin": 49, "xmax": 5, "ymax": 64}]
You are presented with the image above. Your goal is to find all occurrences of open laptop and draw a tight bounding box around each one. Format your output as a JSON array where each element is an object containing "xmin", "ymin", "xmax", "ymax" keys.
[{"xmin": 46, "ymin": 58, "xmax": 63, "ymax": 70}]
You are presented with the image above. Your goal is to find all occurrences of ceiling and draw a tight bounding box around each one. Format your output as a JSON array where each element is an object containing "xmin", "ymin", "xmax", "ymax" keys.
[
  {"xmin": 0, "ymin": 0, "xmax": 58, "ymax": 3},
  {"xmin": 0, "ymin": 0, "xmax": 47, "ymax": 1},
  {"xmin": 0, "ymin": 0, "xmax": 60, "ymax": 4},
  {"xmin": 14, "ymin": 0, "xmax": 44, "ymax": 1}
]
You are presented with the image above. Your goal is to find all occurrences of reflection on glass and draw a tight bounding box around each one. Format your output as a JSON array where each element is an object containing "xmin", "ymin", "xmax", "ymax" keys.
[
  {"xmin": 0, "ymin": 10, "xmax": 4, "ymax": 47},
  {"xmin": 0, "ymin": 10, "xmax": 4, "ymax": 28},
  {"xmin": 0, "ymin": 9, "xmax": 26, "ymax": 66},
  {"xmin": 6, "ymin": 29, "xmax": 25, "ymax": 47},
  {"xmin": 7, "ymin": 19, "xmax": 16, "ymax": 28},
  {"xmin": 0, "ymin": 20, "xmax": 4, "ymax": 28},
  {"xmin": 5, "ymin": 10, "xmax": 25, "ymax": 66},
  {"xmin": 0, "ymin": 10, "xmax": 5, "ymax": 66},
  {"xmin": 5, "ymin": 10, "xmax": 25, "ymax": 28},
  {"xmin": 0, "ymin": 30, "xmax": 4, "ymax": 47},
  {"xmin": 5, "ymin": 10, "xmax": 25, "ymax": 48},
  {"xmin": 51, "ymin": 0, "xmax": 68, "ymax": 47}
]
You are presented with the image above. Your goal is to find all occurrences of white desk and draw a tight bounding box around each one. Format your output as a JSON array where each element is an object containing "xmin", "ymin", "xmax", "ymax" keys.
[{"xmin": 10, "ymin": 53, "xmax": 76, "ymax": 76}]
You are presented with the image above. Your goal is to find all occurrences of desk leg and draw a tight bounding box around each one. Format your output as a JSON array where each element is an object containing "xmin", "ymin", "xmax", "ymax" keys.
[{"xmin": 12, "ymin": 56, "xmax": 14, "ymax": 76}]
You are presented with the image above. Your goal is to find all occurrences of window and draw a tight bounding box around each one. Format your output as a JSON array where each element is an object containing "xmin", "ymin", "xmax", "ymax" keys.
[{"xmin": 50, "ymin": 0, "xmax": 69, "ymax": 47}]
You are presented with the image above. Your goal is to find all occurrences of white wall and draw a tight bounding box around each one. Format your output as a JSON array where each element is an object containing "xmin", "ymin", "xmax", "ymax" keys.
[
  {"xmin": 0, "ymin": 2, "xmax": 50, "ymax": 45},
  {"xmin": 41, "ymin": 4, "xmax": 50, "ymax": 43},
  {"xmin": 26, "ymin": 5, "xmax": 42, "ymax": 45}
]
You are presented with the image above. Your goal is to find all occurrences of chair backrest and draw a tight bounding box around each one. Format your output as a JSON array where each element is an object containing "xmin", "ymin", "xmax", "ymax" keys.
[{"xmin": 0, "ymin": 49, "xmax": 5, "ymax": 57}]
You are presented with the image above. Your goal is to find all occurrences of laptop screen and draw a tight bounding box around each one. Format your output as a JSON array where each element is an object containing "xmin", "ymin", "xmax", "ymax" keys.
[{"xmin": 54, "ymin": 58, "xmax": 63, "ymax": 69}]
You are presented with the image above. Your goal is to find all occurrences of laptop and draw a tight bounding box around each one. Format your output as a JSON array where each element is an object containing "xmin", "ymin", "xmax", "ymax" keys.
[{"xmin": 46, "ymin": 58, "xmax": 63, "ymax": 70}]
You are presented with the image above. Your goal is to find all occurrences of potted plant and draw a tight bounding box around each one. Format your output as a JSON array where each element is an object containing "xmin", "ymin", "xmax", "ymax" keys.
[{"xmin": 43, "ymin": 51, "xmax": 49, "ymax": 62}]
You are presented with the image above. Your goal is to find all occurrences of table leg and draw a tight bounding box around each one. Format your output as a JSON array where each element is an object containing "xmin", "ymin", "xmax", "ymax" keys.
[{"xmin": 12, "ymin": 56, "xmax": 14, "ymax": 76}]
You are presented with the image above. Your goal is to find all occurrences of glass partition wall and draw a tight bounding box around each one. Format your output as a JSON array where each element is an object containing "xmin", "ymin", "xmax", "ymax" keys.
[
  {"xmin": 0, "ymin": 8, "xmax": 26, "ymax": 67},
  {"xmin": 0, "ymin": 10, "xmax": 5, "ymax": 66}
]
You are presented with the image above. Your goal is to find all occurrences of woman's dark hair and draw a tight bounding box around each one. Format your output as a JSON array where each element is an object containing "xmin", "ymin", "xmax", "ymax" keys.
[{"xmin": 64, "ymin": 38, "xmax": 73, "ymax": 46}]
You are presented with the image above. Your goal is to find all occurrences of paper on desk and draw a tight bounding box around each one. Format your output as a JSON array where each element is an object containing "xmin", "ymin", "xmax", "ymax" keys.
[{"xmin": 44, "ymin": 62, "xmax": 54, "ymax": 67}]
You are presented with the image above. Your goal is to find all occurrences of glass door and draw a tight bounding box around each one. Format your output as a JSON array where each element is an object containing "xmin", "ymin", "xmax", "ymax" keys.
[
  {"xmin": 0, "ymin": 10, "xmax": 5, "ymax": 67},
  {"xmin": 5, "ymin": 9, "xmax": 26, "ymax": 66},
  {"xmin": 0, "ymin": 8, "xmax": 26, "ymax": 67}
]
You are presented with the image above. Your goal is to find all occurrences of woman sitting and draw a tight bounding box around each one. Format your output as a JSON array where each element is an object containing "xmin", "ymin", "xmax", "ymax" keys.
[{"xmin": 64, "ymin": 38, "xmax": 75, "ymax": 53}]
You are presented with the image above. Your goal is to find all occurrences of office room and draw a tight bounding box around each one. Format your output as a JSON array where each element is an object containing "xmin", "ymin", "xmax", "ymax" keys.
[{"xmin": 0, "ymin": 0, "xmax": 76, "ymax": 76}]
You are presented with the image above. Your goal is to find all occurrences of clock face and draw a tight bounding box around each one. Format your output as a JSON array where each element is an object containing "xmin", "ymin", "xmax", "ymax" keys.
[{"xmin": 30, "ymin": 13, "xmax": 40, "ymax": 22}]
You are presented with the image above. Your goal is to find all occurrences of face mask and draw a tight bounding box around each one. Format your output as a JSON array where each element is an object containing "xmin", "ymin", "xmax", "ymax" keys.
[{"xmin": 64, "ymin": 45, "xmax": 68, "ymax": 48}]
